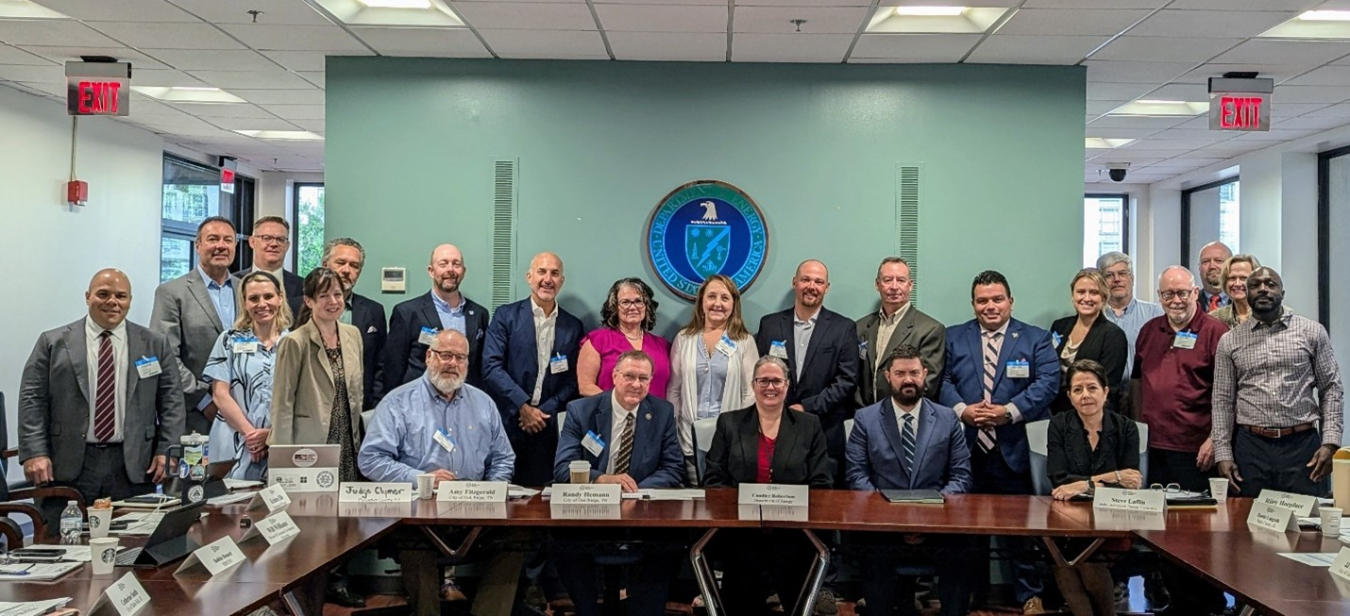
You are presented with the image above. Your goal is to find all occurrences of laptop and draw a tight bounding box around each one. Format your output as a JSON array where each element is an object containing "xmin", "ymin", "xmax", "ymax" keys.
[
  {"xmin": 116, "ymin": 501, "xmax": 205, "ymax": 568},
  {"xmin": 268, "ymin": 444, "xmax": 341, "ymax": 492}
]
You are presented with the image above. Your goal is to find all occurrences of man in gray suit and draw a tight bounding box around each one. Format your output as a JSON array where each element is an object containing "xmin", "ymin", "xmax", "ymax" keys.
[
  {"xmin": 20, "ymin": 269, "xmax": 185, "ymax": 531},
  {"xmin": 856, "ymin": 257, "xmax": 946, "ymax": 407},
  {"xmin": 152, "ymin": 216, "xmax": 238, "ymax": 437}
]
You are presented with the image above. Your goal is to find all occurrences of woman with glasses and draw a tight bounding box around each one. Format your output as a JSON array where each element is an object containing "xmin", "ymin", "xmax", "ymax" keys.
[
  {"xmin": 1049, "ymin": 269, "xmax": 1128, "ymax": 415},
  {"xmin": 576, "ymin": 278, "xmax": 671, "ymax": 399},
  {"xmin": 203, "ymin": 272, "xmax": 291, "ymax": 480},
  {"xmin": 703, "ymin": 356, "xmax": 831, "ymax": 616},
  {"xmin": 1209, "ymin": 254, "xmax": 1261, "ymax": 329},
  {"xmin": 667, "ymin": 274, "xmax": 759, "ymax": 483},
  {"xmin": 1047, "ymin": 359, "xmax": 1141, "ymax": 615}
]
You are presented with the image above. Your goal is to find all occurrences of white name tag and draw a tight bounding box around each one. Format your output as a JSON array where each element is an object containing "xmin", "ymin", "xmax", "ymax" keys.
[
  {"xmin": 738, "ymin": 483, "xmax": 809, "ymax": 507},
  {"xmin": 1257, "ymin": 489, "xmax": 1320, "ymax": 517},
  {"xmin": 269, "ymin": 467, "xmax": 340, "ymax": 493},
  {"xmin": 174, "ymin": 535, "xmax": 246, "ymax": 577},
  {"xmin": 1092, "ymin": 487, "xmax": 1167, "ymax": 514},
  {"xmin": 1331, "ymin": 548, "xmax": 1350, "ymax": 582},
  {"xmin": 549, "ymin": 353, "xmax": 569, "ymax": 374},
  {"xmin": 231, "ymin": 337, "xmax": 259, "ymax": 354},
  {"xmin": 134, "ymin": 356, "xmax": 162, "ymax": 379},
  {"xmin": 438, "ymin": 481, "xmax": 509, "ymax": 502},
  {"xmin": 1248, "ymin": 503, "xmax": 1300, "ymax": 533},
  {"xmin": 1005, "ymin": 360, "xmax": 1030, "ymax": 379},
  {"xmin": 90, "ymin": 572, "xmax": 150, "ymax": 616},
  {"xmin": 434, "ymin": 428, "xmax": 456, "ymax": 454},
  {"xmin": 246, "ymin": 484, "xmax": 291, "ymax": 516},
  {"xmin": 418, "ymin": 327, "xmax": 438, "ymax": 346},
  {"xmin": 1172, "ymin": 331, "xmax": 1197, "ymax": 349},
  {"xmin": 715, "ymin": 335, "xmax": 737, "ymax": 357},
  {"xmin": 240, "ymin": 511, "xmax": 301, "ymax": 545},
  {"xmin": 769, "ymin": 341, "xmax": 788, "ymax": 359},
  {"xmin": 581, "ymin": 431, "xmax": 605, "ymax": 457},
  {"xmin": 553, "ymin": 483, "xmax": 622, "ymax": 505},
  {"xmin": 339, "ymin": 482, "xmax": 413, "ymax": 503}
]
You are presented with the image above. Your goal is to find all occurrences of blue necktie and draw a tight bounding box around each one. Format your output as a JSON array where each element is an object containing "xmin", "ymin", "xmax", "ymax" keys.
[{"xmin": 901, "ymin": 413, "xmax": 916, "ymax": 476}]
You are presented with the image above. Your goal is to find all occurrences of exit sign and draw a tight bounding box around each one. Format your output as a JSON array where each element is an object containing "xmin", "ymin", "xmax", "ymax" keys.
[
  {"xmin": 1208, "ymin": 77, "xmax": 1273, "ymax": 132},
  {"xmin": 66, "ymin": 61, "xmax": 130, "ymax": 117}
]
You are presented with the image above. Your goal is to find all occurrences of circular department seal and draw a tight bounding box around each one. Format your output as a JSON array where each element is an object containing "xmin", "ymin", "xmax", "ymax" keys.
[
  {"xmin": 644, "ymin": 180, "xmax": 769, "ymax": 300},
  {"xmin": 187, "ymin": 484, "xmax": 205, "ymax": 504},
  {"xmin": 316, "ymin": 470, "xmax": 336, "ymax": 490}
]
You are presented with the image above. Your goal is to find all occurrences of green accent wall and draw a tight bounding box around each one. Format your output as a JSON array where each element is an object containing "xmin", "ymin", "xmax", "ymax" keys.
[{"xmin": 326, "ymin": 58, "xmax": 1085, "ymax": 335}]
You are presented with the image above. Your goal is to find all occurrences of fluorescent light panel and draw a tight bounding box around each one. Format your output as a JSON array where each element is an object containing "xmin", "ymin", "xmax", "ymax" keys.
[
  {"xmin": 132, "ymin": 86, "xmax": 247, "ymax": 104},
  {"xmin": 895, "ymin": 6, "xmax": 966, "ymax": 17},
  {"xmin": 235, "ymin": 130, "xmax": 323, "ymax": 141},
  {"xmin": 359, "ymin": 0, "xmax": 431, "ymax": 8},
  {"xmin": 1259, "ymin": 11, "xmax": 1350, "ymax": 39},
  {"xmin": 1085, "ymin": 138, "xmax": 1134, "ymax": 149},
  {"xmin": 867, "ymin": 6, "xmax": 1009, "ymax": 34},
  {"xmin": 1108, "ymin": 100, "xmax": 1209, "ymax": 116},
  {"xmin": 0, "ymin": 0, "xmax": 69, "ymax": 19},
  {"xmin": 314, "ymin": 0, "xmax": 462, "ymax": 27},
  {"xmin": 1299, "ymin": 10, "xmax": 1350, "ymax": 21}
]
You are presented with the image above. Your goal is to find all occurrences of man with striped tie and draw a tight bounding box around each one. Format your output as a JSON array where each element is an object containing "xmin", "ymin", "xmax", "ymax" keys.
[
  {"xmin": 19, "ymin": 269, "xmax": 185, "ymax": 535},
  {"xmin": 939, "ymin": 270, "xmax": 1059, "ymax": 614}
]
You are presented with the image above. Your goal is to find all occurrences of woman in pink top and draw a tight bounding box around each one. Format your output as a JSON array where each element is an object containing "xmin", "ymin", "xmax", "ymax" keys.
[{"xmin": 577, "ymin": 278, "xmax": 671, "ymax": 399}]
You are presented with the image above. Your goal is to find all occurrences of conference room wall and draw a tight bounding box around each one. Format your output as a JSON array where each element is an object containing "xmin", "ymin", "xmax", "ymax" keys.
[{"xmin": 326, "ymin": 59, "xmax": 1084, "ymax": 334}]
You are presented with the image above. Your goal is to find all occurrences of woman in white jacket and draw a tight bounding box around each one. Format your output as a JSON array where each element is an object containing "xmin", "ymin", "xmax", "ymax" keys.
[{"xmin": 667, "ymin": 274, "xmax": 759, "ymax": 484}]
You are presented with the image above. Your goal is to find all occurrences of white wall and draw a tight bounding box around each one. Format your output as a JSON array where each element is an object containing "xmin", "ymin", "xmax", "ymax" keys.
[{"xmin": 0, "ymin": 86, "xmax": 164, "ymax": 463}]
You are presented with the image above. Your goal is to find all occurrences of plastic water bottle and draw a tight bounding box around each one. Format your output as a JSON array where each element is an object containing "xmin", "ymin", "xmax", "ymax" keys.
[{"xmin": 59, "ymin": 500, "xmax": 82, "ymax": 545}]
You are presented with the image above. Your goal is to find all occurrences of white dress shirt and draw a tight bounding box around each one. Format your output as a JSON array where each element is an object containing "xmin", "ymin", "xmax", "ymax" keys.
[
  {"xmin": 531, "ymin": 298, "xmax": 558, "ymax": 405},
  {"xmin": 606, "ymin": 391, "xmax": 638, "ymax": 475},
  {"xmin": 85, "ymin": 316, "xmax": 128, "ymax": 442},
  {"xmin": 893, "ymin": 397, "xmax": 920, "ymax": 437}
]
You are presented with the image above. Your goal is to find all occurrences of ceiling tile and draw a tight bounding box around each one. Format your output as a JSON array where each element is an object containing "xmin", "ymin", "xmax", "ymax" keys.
[
  {"xmin": 8, "ymin": 80, "xmax": 65, "ymax": 96},
  {"xmin": 1211, "ymin": 40, "xmax": 1350, "ymax": 66},
  {"xmin": 257, "ymin": 103, "xmax": 325, "ymax": 120},
  {"xmin": 1084, "ymin": 61, "xmax": 1196, "ymax": 84},
  {"xmin": 850, "ymin": 34, "xmax": 979, "ymax": 62},
  {"xmin": 348, "ymin": 27, "xmax": 489, "ymax": 57},
  {"xmin": 453, "ymin": 2, "xmax": 597, "ymax": 30},
  {"xmin": 608, "ymin": 31, "xmax": 725, "ymax": 61},
  {"xmin": 207, "ymin": 117, "xmax": 302, "ymax": 131},
  {"xmin": 1086, "ymin": 100, "xmax": 1129, "ymax": 115},
  {"xmin": 595, "ymin": 4, "xmax": 727, "ymax": 32},
  {"xmin": 1090, "ymin": 36, "xmax": 1243, "ymax": 63},
  {"xmin": 1084, "ymin": 127, "xmax": 1164, "ymax": 139},
  {"xmin": 258, "ymin": 50, "xmax": 327, "ymax": 72},
  {"xmin": 880, "ymin": 0, "xmax": 1020, "ymax": 5},
  {"xmin": 168, "ymin": 0, "xmax": 335, "ymax": 25},
  {"xmin": 1283, "ymin": 65, "xmax": 1350, "ymax": 86},
  {"xmin": 1274, "ymin": 115, "xmax": 1350, "ymax": 129},
  {"xmin": 476, "ymin": 29, "xmax": 608, "ymax": 58},
  {"xmin": 1174, "ymin": 63, "xmax": 1318, "ymax": 84},
  {"xmin": 292, "ymin": 118, "xmax": 325, "ymax": 132},
  {"xmin": 231, "ymin": 89, "xmax": 324, "ymax": 105},
  {"xmin": 0, "ymin": 44, "xmax": 55, "ymax": 65},
  {"xmin": 995, "ymin": 8, "xmax": 1151, "ymax": 36},
  {"xmin": 1145, "ymin": 82, "xmax": 1208, "ymax": 100},
  {"xmin": 218, "ymin": 24, "xmax": 368, "ymax": 52},
  {"xmin": 0, "ymin": 64, "xmax": 62, "ymax": 82},
  {"xmin": 1129, "ymin": 9, "xmax": 1298, "ymax": 38},
  {"xmin": 1273, "ymin": 84, "xmax": 1350, "ymax": 103},
  {"xmin": 733, "ymin": 33, "xmax": 851, "ymax": 62},
  {"xmin": 129, "ymin": 68, "xmax": 212, "ymax": 87},
  {"xmin": 1086, "ymin": 81, "xmax": 1157, "ymax": 101},
  {"xmin": 1166, "ymin": 0, "xmax": 1319, "ymax": 9},
  {"xmin": 142, "ymin": 49, "xmax": 279, "ymax": 71},
  {"xmin": 187, "ymin": 69, "xmax": 317, "ymax": 89},
  {"xmin": 738, "ymin": 0, "xmax": 871, "ymax": 6},
  {"xmin": 31, "ymin": 0, "xmax": 199, "ymax": 22},
  {"xmin": 297, "ymin": 72, "xmax": 324, "ymax": 88},
  {"xmin": 1269, "ymin": 102, "xmax": 1331, "ymax": 117},
  {"xmin": 0, "ymin": 20, "xmax": 121, "ymax": 47},
  {"xmin": 168, "ymin": 102, "xmax": 278, "ymax": 119},
  {"xmin": 88, "ymin": 22, "xmax": 245, "ymax": 50},
  {"xmin": 1024, "ymin": 0, "xmax": 1167, "ymax": 7},
  {"xmin": 19, "ymin": 45, "xmax": 170, "ymax": 69},
  {"xmin": 1231, "ymin": 127, "xmax": 1321, "ymax": 140},
  {"xmin": 1302, "ymin": 101, "xmax": 1350, "ymax": 117},
  {"xmin": 1088, "ymin": 115, "xmax": 1195, "ymax": 129},
  {"xmin": 731, "ymin": 6, "xmax": 869, "ymax": 34},
  {"xmin": 967, "ymin": 34, "xmax": 1109, "ymax": 65}
]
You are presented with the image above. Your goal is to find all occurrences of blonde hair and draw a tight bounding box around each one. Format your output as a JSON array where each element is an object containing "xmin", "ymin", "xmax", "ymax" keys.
[
  {"xmin": 1070, "ymin": 268, "xmax": 1109, "ymax": 299},
  {"xmin": 233, "ymin": 271, "xmax": 293, "ymax": 332},
  {"xmin": 1221, "ymin": 254, "xmax": 1261, "ymax": 288},
  {"xmin": 679, "ymin": 274, "xmax": 750, "ymax": 340}
]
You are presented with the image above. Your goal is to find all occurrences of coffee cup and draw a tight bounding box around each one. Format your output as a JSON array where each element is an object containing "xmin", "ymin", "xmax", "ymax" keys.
[
  {"xmin": 417, "ymin": 473, "xmax": 436, "ymax": 500},
  {"xmin": 90, "ymin": 538, "xmax": 118, "ymax": 575},
  {"xmin": 88, "ymin": 508, "xmax": 112, "ymax": 539},
  {"xmin": 1209, "ymin": 477, "xmax": 1229, "ymax": 503},
  {"xmin": 569, "ymin": 460, "xmax": 591, "ymax": 484}
]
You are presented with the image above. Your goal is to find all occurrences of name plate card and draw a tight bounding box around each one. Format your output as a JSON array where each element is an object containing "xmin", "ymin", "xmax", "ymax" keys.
[
  {"xmin": 269, "ymin": 467, "xmax": 339, "ymax": 493},
  {"xmin": 442, "ymin": 502, "xmax": 509, "ymax": 520},
  {"xmin": 553, "ymin": 483, "xmax": 622, "ymax": 505},
  {"xmin": 240, "ymin": 511, "xmax": 301, "ymax": 545},
  {"xmin": 174, "ymin": 536, "xmax": 246, "ymax": 577},
  {"xmin": 738, "ymin": 483, "xmax": 809, "ymax": 507},
  {"xmin": 438, "ymin": 481, "xmax": 509, "ymax": 503},
  {"xmin": 550, "ymin": 503, "xmax": 621, "ymax": 520},
  {"xmin": 246, "ymin": 484, "xmax": 291, "ymax": 516},
  {"xmin": 89, "ymin": 572, "xmax": 149, "ymax": 616},
  {"xmin": 339, "ymin": 482, "xmax": 413, "ymax": 503},
  {"xmin": 1331, "ymin": 548, "xmax": 1350, "ymax": 582},
  {"xmin": 1249, "ymin": 503, "xmax": 1300, "ymax": 533},
  {"xmin": 1092, "ymin": 487, "xmax": 1167, "ymax": 514},
  {"xmin": 1257, "ymin": 489, "xmax": 1320, "ymax": 517}
]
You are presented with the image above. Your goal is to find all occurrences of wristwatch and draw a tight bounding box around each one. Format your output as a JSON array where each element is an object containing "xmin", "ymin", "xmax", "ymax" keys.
[{"xmin": 1003, "ymin": 409, "xmax": 1012, "ymax": 422}]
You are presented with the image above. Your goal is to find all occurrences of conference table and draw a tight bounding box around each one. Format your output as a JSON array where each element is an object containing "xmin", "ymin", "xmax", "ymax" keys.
[{"xmin": 3, "ymin": 490, "xmax": 1347, "ymax": 616}]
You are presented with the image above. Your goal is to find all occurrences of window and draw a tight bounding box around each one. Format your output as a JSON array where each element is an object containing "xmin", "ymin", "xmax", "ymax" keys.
[
  {"xmin": 293, "ymin": 183, "xmax": 325, "ymax": 277},
  {"xmin": 1218, "ymin": 181, "xmax": 1240, "ymax": 251},
  {"xmin": 160, "ymin": 156, "xmax": 222, "ymax": 283},
  {"xmin": 1318, "ymin": 146, "xmax": 1350, "ymax": 410},
  {"xmin": 1083, "ymin": 193, "xmax": 1128, "ymax": 268},
  {"xmin": 1181, "ymin": 177, "xmax": 1240, "ymax": 267}
]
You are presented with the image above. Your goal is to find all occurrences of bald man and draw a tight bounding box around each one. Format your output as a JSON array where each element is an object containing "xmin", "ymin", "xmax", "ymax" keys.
[
  {"xmin": 20, "ymin": 269, "xmax": 185, "ymax": 534},
  {"xmin": 386, "ymin": 244, "xmax": 489, "ymax": 394},
  {"xmin": 1197, "ymin": 241, "xmax": 1233, "ymax": 312}
]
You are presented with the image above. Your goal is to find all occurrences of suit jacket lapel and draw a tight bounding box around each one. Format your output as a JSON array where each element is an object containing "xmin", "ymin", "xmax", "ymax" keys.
[
  {"xmin": 737, "ymin": 409, "xmax": 759, "ymax": 480},
  {"xmin": 187, "ymin": 272, "xmax": 225, "ymax": 332},
  {"xmin": 778, "ymin": 313, "xmax": 798, "ymax": 381},
  {"xmin": 993, "ymin": 320, "xmax": 1020, "ymax": 392},
  {"xmin": 66, "ymin": 322, "xmax": 91, "ymax": 405},
  {"xmin": 772, "ymin": 411, "xmax": 800, "ymax": 479},
  {"xmin": 308, "ymin": 325, "xmax": 336, "ymax": 385},
  {"xmin": 889, "ymin": 308, "xmax": 918, "ymax": 357},
  {"xmin": 124, "ymin": 326, "xmax": 146, "ymax": 403},
  {"xmin": 912, "ymin": 400, "xmax": 941, "ymax": 483},
  {"xmin": 878, "ymin": 400, "xmax": 909, "ymax": 483},
  {"xmin": 799, "ymin": 310, "xmax": 829, "ymax": 377},
  {"xmin": 967, "ymin": 323, "xmax": 986, "ymax": 399},
  {"xmin": 595, "ymin": 395, "xmax": 614, "ymax": 471},
  {"xmin": 418, "ymin": 294, "xmax": 440, "ymax": 333}
]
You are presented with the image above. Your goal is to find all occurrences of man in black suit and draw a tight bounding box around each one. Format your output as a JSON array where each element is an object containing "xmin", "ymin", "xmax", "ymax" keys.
[
  {"xmin": 234, "ymin": 216, "xmax": 304, "ymax": 318},
  {"xmin": 386, "ymin": 244, "xmax": 488, "ymax": 398},
  {"xmin": 323, "ymin": 237, "xmax": 387, "ymax": 409},
  {"xmin": 755, "ymin": 259, "xmax": 859, "ymax": 485}
]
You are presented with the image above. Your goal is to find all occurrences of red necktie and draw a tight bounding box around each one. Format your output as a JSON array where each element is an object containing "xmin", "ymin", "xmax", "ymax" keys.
[
  {"xmin": 1208, "ymin": 295, "xmax": 1221, "ymax": 312},
  {"xmin": 94, "ymin": 331, "xmax": 115, "ymax": 442}
]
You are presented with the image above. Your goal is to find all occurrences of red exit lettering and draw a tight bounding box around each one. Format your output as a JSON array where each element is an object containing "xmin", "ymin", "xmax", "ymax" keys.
[
  {"xmin": 1219, "ymin": 95, "xmax": 1263, "ymax": 130},
  {"xmin": 77, "ymin": 80, "xmax": 121, "ymax": 115}
]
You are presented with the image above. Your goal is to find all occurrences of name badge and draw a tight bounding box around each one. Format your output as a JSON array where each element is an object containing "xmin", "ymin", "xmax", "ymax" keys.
[
  {"xmin": 246, "ymin": 484, "xmax": 291, "ymax": 516},
  {"xmin": 91, "ymin": 572, "xmax": 150, "ymax": 616},
  {"xmin": 715, "ymin": 335, "xmax": 737, "ymax": 357},
  {"xmin": 231, "ymin": 336, "xmax": 259, "ymax": 354},
  {"xmin": 434, "ymin": 428, "xmax": 457, "ymax": 454},
  {"xmin": 738, "ymin": 483, "xmax": 809, "ymax": 507},
  {"xmin": 1172, "ymin": 331, "xmax": 1198, "ymax": 350},
  {"xmin": 339, "ymin": 482, "xmax": 413, "ymax": 503},
  {"xmin": 769, "ymin": 340, "xmax": 788, "ymax": 359},
  {"xmin": 1248, "ymin": 502, "xmax": 1300, "ymax": 533},
  {"xmin": 135, "ymin": 356, "xmax": 162, "ymax": 379},
  {"xmin": 1006, "ymin": 359, "xmax": 1030, "ymax": 379},
  {"xmin": 1092, "ymin": 487, "xmax": 1166, "ymax": 514},
  {"xmin": 438, "ymin": 481, "xmax": 509, "ymax": 502},
  {"xmin": 418, "ymin": 326, "xmax": 439, "ymax": 346},
  {"xmin": 174, "ymin": 535, "xmax": 246, "ymax": 577},
  {"xmin": 581, "ymin": 431, "xmax": 606, "ymax": 457},
  {"xmin": 239, "ymin": 511, "xmax": 301, "ymax": 545},
  {"xmin": 857, "ymin": 339, "xmax": 868, "ymax": 360},
  {"xmin": 553, "ymin": 483, "xmax": 621, "ymax": 505},
  {"xmin": 550, "ymin": 353, "xmax": 569, "ymax": 374},
  {"xmin": 1051, "ymin": 332, "xmax": 1063, "ymax": 347},
  {"xmin": 1330, "ymin": 548, "xmax": 1350, "ymax": 582},
  {"xmin": 1256, "ymin": 489, "xmax": 1320, "ymax": 517}
]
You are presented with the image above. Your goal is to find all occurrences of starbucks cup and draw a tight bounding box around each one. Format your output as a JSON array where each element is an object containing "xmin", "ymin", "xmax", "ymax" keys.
[
  {"xmin": 90, "ymin": 538, "xmax": 118, "ymax": 575},
  {"xmin": 88, "ymin": 508, "xmax": 112, "ymax": 539},
  {"xmin": 569, "ymin": 460, "xmax": 591, "ymax": 484}
]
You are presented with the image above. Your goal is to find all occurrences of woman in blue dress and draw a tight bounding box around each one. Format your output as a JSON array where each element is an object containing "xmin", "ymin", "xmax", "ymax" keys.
[{"xmin": 203, "ymin": 271, "xmax": 292, "ymax": 480}]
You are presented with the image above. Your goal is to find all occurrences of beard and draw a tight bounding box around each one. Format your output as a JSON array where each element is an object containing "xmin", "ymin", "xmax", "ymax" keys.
[
  {"xmin": 437, "ymin": 276, "xmax": 461, "ymax": 294},
  {"xmin": 893, "ymin": 383, "xmax": 923, "ymax": 406},
  {"xmin": 429, "ymin": 370, "xmax": 465, "ymax": 395}
]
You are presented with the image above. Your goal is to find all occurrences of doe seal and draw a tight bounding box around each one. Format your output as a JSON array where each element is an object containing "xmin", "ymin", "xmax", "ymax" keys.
[{"xmin": 645, "ymin": 180, "xmax": 769, "ymax": 300}]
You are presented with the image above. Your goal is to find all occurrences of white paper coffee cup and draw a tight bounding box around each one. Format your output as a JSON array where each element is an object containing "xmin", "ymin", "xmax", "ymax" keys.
[
  {"xmin": 417, "ymin": 473, "xmax": 436, "ymax": 500},
  {"xmin": 88, "ymin": 508, "xmax": 112, "ymax": 539},
  {"xmin": 1322, "ymin": 507, "xmax": 1343, "ymax": 536},
  {"xmin": 90, "ymin": 537, "xmax": 119, "ymax": 575},
  {"xmin": 569, "ymin": 460, "xmax": 591, "ymax": 484},
  {"xmin": 1209, "ymin": 477, "xmax": 1229, "ymax": 503}
]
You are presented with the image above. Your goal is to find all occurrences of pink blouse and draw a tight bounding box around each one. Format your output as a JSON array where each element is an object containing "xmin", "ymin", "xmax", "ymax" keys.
[{"xmin": 584, "ymin": 328, "xmax": 671, "ymax": 399}]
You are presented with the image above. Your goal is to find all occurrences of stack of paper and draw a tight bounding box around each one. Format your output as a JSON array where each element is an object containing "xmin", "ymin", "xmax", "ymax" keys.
[
  {"xmin": 0, "ymin": 597, "xmax": 73, "ymax": 616},
  {"xmin": 0, "ymin": 561, "xmax": 82, "ymax": 581}
]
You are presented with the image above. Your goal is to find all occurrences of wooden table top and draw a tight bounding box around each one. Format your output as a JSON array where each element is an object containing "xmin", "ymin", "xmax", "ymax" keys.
[
  {"xmin": 423, "ymin": 488, "xmax": 759, "ymax": 528},
  {"xmin": 756, "ymin": 490, "xmax": 1110, "ymax": 536},
  {"xmin": 0, "ymin": 578, "xmax": 284, "ymax": 615}
]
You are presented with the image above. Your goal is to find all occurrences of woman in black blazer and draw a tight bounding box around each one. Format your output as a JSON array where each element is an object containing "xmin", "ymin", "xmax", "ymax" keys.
[
  {"xmin": 1049, "ymin": 269, "xmax": 1128, "ymax": 415},
  {"xmin": 703, "ymin": 355, "xmax": 831, "ymax": 616}
]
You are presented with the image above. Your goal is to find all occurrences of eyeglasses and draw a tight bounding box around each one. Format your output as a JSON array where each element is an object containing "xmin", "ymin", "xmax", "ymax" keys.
[
  {"xmin": 754, "ymin": 378, "xmax": 787, "ymax": 389},
  {"xmin": 1103, "ymin": 270, "xmax": 1131, "ymax": 281},
  {"xmin": 618, "ymin": 299, "xmax": 645, "ymax": 309},
  {"xmin": 429, "ymin": 350, "xmax": 469, "ymax": 364},
  {"xmin": 254, "ymin": 234, "xmax": 289, "ymax": 246},
  {"xmin": 617, "ymin": 372, "xmax": 652, "ymax": 384},
  {"xmin": 1149, "ymin": 483, "xmax": 1182, "ymax": 494},
  {"xmin": 1159, "ymin": 289, "xmax": 1193, "ymax": 301}
]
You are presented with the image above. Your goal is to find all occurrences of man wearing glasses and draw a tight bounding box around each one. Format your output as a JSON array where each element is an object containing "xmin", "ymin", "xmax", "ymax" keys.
[
  {"xmin": 1096, "ymin": 252, "xmax": 1163, "ymax": 410},
  {"xmin": 234, "ymin": 216, "xmax": 304, "ymax": 317},
  {"xmin": 1131, "ymin": 266, "xmax": 1228, "ymax": 616}
]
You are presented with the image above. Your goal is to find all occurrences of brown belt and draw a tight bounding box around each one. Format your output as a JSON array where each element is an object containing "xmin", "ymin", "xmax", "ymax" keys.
[{"xmin": 1240, "ymin": 423, "xmax": 1315, "ymax": 439}]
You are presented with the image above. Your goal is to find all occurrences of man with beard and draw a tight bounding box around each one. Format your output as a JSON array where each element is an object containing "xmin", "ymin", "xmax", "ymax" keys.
[
  {"xmin": 1096, "ymin": 251, "xmax": 1163, "ymax": 407},
  {"xmin": 856, "ymin": 257, "xmax": 946, "ymax": 407},
  {"xmin": 323, "ymin": 238, "xmax": 386, "ymax": 408},
  {"xmin": 234, "ymin": 216, "xmax": 303, "ymax": 317},
  {"xmin": 1213, "ymin": 267, "xmax": 1344, "ymax": 497},
  {"xmin": 845, "ymin": 345, "xmax": 973, "ymax": 616},
  {"xmin": 1196, "ymin": 241, "xmax": 1233, "ymax": 312},
  {"xmin": 359, "ymin": 329, "xmax": 518, "ymax": 614},
  {"xmin": 386, "ymin": 244, "xmax": 489, "ymax": 393}
]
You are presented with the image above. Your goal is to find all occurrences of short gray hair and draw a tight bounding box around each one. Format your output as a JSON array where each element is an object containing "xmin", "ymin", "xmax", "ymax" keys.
[
  {"xmin": 753, "ymin": 355, "xmax": 789, "ymax": 378},
  {"xmin": 1157, "ymin": 265, "xmax": 1196, "ymax": 288},
  {"xmin": 1096, "ymin": 251, "xmax": 1132, "ymax": 273},
  {"xmin": 322, "ymin": 237, "xmax": 365, "ymax": 266}
]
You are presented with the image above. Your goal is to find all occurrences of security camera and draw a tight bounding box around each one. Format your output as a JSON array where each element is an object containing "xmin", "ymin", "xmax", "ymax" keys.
[{"xmin": 1107, "ymin": 163, "xmax": 1130, "ymax": 182}]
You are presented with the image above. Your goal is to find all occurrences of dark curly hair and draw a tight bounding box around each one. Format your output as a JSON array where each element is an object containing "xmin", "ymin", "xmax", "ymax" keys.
[{"xmin": 600, "ymin": 278, "xmax": 658, "ymax": 332}]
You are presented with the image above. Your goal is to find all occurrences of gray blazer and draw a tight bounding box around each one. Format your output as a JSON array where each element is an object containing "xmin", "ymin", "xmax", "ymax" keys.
[
  {"xmin": 151, "ymin": 269, "xmax": 231, "ymax": 435},
  {"xmin": 18, "ymin": 319, "xmax": 186, "ymax": 483},
  {"xmin": 268, "ymin": 320, "xmax": 364, "ymax": 446},
  {"xmin": 855, "ymin": 306, "xmax": 946, "ymax": 407}
]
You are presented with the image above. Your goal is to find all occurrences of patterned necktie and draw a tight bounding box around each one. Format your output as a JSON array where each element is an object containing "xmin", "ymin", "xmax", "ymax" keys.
[
  {"xmin": 94, "ymin": 331, "xmax": 116, "ymax": 442},
  {"xmin": 901, "ymin": 413, "xmax": 916, "ymax": 477},
  {"xmin": 1208, "ymin": 294, "xmax": 1221, "ymax": 312},
  {"xmin": 613, "ymin": 413, "xmax": 635, "ymax": 475},
  {"xmin": 977, "ymin": 331, "xmax": 1002, "ymax": 453}
]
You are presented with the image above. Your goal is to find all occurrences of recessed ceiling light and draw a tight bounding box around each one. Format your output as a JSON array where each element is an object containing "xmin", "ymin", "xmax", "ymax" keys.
[
  {"xmin": 895, "ymin": 6, "xmax": 966, "ymax": 17},
  {"xmin": 1108, "ymin": 100, "xmax": 1209, "ymax": 116},
  {"xmin": 1136, "ymin": 100, "xmax": 1185, "ymax": 105},
  {"xmin": 316, "ymin": 0, "xmax": 461, "ymax": 27},
  {"xmin": 1298, "ymin": 10, "xmax": 1350, "ymax": 21},
  {"xmin": 1085, "ymin": 138, "xmax": 1135, "ymax": 149},
  {"xmin": 235, "ymin": 130, "xmax": 324, "ymax": 141},
  {"xmin": 359, "ymin": 0, "xmax": 432, "ymax": 8},
  {"xmin": 868, "ymin": 6, "xmax": 1008, "ymax": 34},
  {"xmin": 0, "ymin": 0, "xmax": 69, "ymax": 19},
  {"xmin": 132, "ymin": 86, "xmax": 247, "ymax": 104}
]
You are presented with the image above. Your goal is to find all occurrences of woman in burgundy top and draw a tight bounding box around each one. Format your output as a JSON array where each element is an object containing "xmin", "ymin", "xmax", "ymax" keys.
[{"xmin": 704, "ymin": 356, "xmax": 831, "ymax": 616}]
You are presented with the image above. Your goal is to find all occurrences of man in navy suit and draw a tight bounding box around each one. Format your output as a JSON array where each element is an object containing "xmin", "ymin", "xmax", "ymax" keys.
[
  {"xmin": 234, "ymin": 216, "xmax": 304, "ymax": 318},
  {"xmin": 481, "ymin": 252, "xmax": 584, "ymax": 486},
  {"xmin": 847, "ymin": 344, "xmax": 972, "ymax": 616},
  {"xmin": 553, "ymin": 350, "xmax": 684, "ymax": 616},
  {"xmin": 323, "ymin": 238, "xmax": 387, "ymax": 409},
  {"xmin": 755, "ymin": 259, "xmax": 859, "ymax": 485},
  {"xmin": 385, "ymin": 244, "xmax": 488, "ymax": 396},
  {"xmin": 939, "ymin": 270, "xmax": 1058, "ymax": 614}
]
